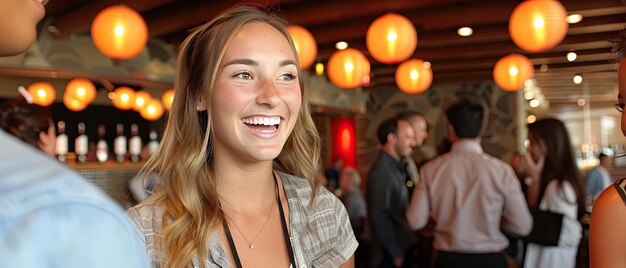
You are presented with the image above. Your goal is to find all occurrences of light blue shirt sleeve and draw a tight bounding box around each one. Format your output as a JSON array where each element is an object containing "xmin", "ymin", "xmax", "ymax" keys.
[
  {"xmin": 0, "ymin": 204, "xmax": 148, "ymax": 268},
  {"xmin": 0, "ymin": 130, "xmax": 148, "ymax": 268}
]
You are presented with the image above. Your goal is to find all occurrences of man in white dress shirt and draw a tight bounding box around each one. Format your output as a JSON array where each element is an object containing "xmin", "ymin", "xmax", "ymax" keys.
[{"xmin": 406, "ymin": 100, "xmax": 532, "ymax": 268}]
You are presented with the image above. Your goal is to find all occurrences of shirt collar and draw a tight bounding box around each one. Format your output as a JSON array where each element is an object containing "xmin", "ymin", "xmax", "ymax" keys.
[
  {"xmin": 450, "ymin": 139, "xmax": 484, "ymax": 154},
  {"xmin": 381, "ymin": 150, "xmax": 403, "ymax": 169}
]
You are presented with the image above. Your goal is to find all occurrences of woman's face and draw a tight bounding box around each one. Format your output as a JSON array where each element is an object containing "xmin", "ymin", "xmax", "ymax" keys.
[
  {"xmin": 618, "ymin": 60, "xmax": 626, "ymax": 136},
  {"xmin": 527, "ymin": 131, "xmax": 546, "ymax": 162},
  {"xmin": 0, "ymin": 0, "xmax": 47, "ymax": 56},
  {"xmin": 211, "ymin": 22, "xmax": 301, "ymax": 164}
]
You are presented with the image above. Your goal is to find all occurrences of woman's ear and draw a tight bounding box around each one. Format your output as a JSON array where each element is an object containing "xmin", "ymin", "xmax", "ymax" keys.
[{"xmin": 38, "ymin": 131, "xmax": 49, "ymax": 151}]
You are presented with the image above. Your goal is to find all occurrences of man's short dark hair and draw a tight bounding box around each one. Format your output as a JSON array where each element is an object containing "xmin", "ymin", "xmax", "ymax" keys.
[
  {"xmin": 445, "ymin": 100, "xmax": 487, "ymax": 138},
  {"xmin": 377, "ymin": 117, "xmax": 399, "ymax": 145}
]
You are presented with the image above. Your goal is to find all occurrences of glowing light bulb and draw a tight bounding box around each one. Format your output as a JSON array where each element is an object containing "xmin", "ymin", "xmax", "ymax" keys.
[
  {"xmin": 114, "ymin": 25, "xmax": 125, "ymax": 37},
  {"xmin": 533, "ymin": 17, "xmax": 545, "ymax": 28}
]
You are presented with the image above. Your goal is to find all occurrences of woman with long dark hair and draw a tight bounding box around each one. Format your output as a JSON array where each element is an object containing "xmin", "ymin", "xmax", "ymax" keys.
[{"xmin": 521, "ymin": 118, "xmax": 584, "ymax": 268}]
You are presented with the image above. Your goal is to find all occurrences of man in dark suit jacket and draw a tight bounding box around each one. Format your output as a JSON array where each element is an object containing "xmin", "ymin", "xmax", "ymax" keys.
[{"xmin": 367, "ymin": 116, "xmax": 416, "ymax": 268}]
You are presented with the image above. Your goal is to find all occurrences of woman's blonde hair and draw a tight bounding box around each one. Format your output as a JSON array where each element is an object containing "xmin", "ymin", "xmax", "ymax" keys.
[{"xmin": 142, "ymin": 6, "xmax": 322, "ymax": 267}]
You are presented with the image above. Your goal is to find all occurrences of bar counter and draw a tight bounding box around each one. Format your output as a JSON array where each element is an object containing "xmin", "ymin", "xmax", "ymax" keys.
[{"xmin": 67, "ymin": 160, "xmax": 146, "ymax": 208}]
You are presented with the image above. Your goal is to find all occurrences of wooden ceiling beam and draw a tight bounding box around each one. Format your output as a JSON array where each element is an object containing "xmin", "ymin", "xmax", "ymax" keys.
[
  {"xmin": 317, "ymin": 31, "xmax": 617, "ymax": 64},
  {"xmin": 51, "ymin": 0, "xmax": 178, "ymax": 38},
  {"xmin": 280, "ymin": 0, "xmax": 452, "ymax": 27},
  {"xmin": 145, "ymin": 0, "xmax": 304, "ymax": 37}
]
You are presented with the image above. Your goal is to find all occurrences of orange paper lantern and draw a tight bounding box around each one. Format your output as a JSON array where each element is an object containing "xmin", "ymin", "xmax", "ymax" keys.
[
  {"xmin": 63, "ymin": 93, "xmax": 88, "ymax": 111},
  {"xmin": 493, "ymin": 54, "xmax": 534, "ymax": 91},
  {"xmin": 65, "ymin": 78, "xmax": 96, "ymax": 104},
  {"xmin": 366, "ymin": 13, "xmax": 417, "ymax": 64},
  {"xmin": 288, "ymin": 25, "xmax": 317, "ymax": 69},
  {"xmin": 395, "ymin": 59, "xmax": 432, "ymax": 94},
  {"xmin": 112, "ymin": 86, "xmax": 136, "ymax": 110},
  {"xmin": 327, "ymin": 48, "xmax": 369, "ymax": 89},
  {"xmin": 91, "ymin": 5, "xmax": 148, "ymax": 60},
  {"xmin": 509, "ymin": 0, "xmax": 568, "ymax": 53},
  {"xmin": 133, "ymin": 90, "xmax": 152, "ymax": 111},
  {"xmin": 140, "ymin": 99, "xmax": 164, "ymax": 121},
  {"xmin": 161, "ymin": 89, "xmax": 175, "ymax": 110},
  {"xmin": 362, "ymin": 59, "xmax": 371, "ymax": 86},
  {"xmin": 27, "ymin": 82, "xmax": 56, "ymax": 106}
]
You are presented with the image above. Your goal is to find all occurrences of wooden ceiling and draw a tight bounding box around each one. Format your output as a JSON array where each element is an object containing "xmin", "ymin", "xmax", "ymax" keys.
[{"xmin": 43, "ymin": 0, "xmax": 626, "ymax": 108}]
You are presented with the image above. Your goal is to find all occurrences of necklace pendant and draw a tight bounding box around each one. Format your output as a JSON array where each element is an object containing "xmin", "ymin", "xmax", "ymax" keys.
[{"xmin": 249, "ymin": 244, "xmax": 254, "ymax": 249}]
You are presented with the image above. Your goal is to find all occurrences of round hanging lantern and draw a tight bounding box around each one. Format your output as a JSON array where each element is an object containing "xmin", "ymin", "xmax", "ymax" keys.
[
  {"xmin": 362, "ymin": 59, "xmax": 371, "ymax": 86},
  {"xmin": 27, "ymin": 82, "xmax": 56, "ymax": 106},
  {"xmin": 509, "ymin": 0, "xmax": 568, "ymax": 53},
  {"xmin": 327, "ymin": 48, "xmax": 369, "ymax": 89},
  {"xmin": 133, "ymin": 90, "xmax": 152, "ymax": 111},
  {"xmin": 63, "ymin": 93, "xmax": 87, "ymax": 111},
  {"xmin": 161, "ymin": 89, "xmax": 175, "ymax": 110},
  {"xmin": 395, "ymin": 59, "xmax": 433, "ymax": 94},
  {"xmin": 91, "ymin": 5, "xmax": 148, "ymax": 60},
  {"xmin": 288, "ymin": 25, "xmax": 317, "ymax": 70},
  {"xmin": 65, "ymin": 78, "xmax": 96, "ymax": 104},
  {"xmin": 112, "ymin": 86, "xmax": 136, "ymax": 110},
  {"xmin": 493, "ymin": 54, "xmax": 534, "ymax": 92},
  {"xmin": 140, "ymin": 99, "xmax": 164, "ymax": 121},
  {"xmin": 366, "ymin": 13, "xmax": 417, "ymax": 64}
]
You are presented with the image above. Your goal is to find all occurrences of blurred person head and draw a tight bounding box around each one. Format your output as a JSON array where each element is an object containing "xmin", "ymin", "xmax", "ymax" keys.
[
  {"xmin": 527, "ymin": 118, "xmax": 585, "ymax": 219},
  {"xmin": 377, "ymin": 117, "xmax": 415, "ymax": 160},
  {"xmin": 0, "ymin": 0, "xmax": 47, "ymax": 56},
  {"xmin": 598, "ymin": 149, "xmax": 614, "ymax": 168},
  {"xmin": 396, "ymin": 110, "xmax": 428, "ymax": 146},
  {"xmin": 140, "ymin": 6, "xmax": 321, "ymax": 267},
  {"xmin": 445, "ymin": 100, "xmax": 487, "ymax": 142},
  {"xmin": 0, "ymin": 99, "xmax": 55, "ymax": 156},
  {"xmin": 339, "ymin": 167, "xmax": 361, "ymax": 193}
]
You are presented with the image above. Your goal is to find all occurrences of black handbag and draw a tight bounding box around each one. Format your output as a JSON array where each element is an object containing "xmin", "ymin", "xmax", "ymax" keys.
[{"xmin": 526, "ymin": 208, "xmax": 564, "ymax": 246}]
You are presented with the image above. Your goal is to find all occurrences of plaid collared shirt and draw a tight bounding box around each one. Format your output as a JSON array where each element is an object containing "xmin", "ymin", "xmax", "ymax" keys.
[{"xmin": 127, "ymin": 171, "xmax": 357, "ymax": 267}]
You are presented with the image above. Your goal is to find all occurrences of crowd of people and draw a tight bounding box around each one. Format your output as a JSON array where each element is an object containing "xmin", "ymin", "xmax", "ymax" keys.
[{"xmin": 1, "ymin": 2, "xmax": 626, "ymax": 268}]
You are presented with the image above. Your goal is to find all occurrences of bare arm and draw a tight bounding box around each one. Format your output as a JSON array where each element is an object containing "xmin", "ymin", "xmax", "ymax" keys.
[
  {"xmin": 590, "ymin": 186, "xmax": 626, "ymax": 267},
  {"xmin": 339, "ymin": 255, "xmax": 355, "ymax": 268}
]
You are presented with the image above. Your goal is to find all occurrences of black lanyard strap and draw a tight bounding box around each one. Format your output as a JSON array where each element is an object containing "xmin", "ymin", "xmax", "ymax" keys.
[
  {"xmin": 222, "ymin": 172, "xmax": 296, "ymax": 268},
  {"xmin": 223, "ymin": 219, "xmax": 243, "ymax": 268},
  {"xmin": 275, "ymin": 172, "xmax": 296, "ymax": 267}
]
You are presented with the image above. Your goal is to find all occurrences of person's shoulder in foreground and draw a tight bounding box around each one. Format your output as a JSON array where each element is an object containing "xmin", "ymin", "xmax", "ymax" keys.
[
  {"xmin": 280, "ymin": 171, "xmax": 359, "ymax": 266},
  {"xmin": 590, "ymin": 179, "xmax": 626, "ymax": 267},
  {"xmin": 0, "ymin": 131, "xmax": 148, "ymax": 268}
]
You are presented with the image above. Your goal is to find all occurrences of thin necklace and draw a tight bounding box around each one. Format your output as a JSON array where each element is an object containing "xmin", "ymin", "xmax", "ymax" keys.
[{"xmin": 224, "ymin": 184, "xmax": 276, "ymax": 249}]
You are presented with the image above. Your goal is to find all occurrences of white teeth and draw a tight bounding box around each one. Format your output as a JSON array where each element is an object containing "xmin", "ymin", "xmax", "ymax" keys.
[{"xmin": 242, "ymin": 116, "xmax": 281, "ymax": 126}]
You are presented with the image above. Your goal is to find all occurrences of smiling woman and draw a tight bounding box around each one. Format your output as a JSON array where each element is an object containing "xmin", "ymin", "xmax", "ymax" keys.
[
  {"xmin": 0, "ymin": 0, "xmax": 47, "ymax": 55},
  {"xmin": 126, "ymin": 6, "xmax": 357, "ymax": 268}
]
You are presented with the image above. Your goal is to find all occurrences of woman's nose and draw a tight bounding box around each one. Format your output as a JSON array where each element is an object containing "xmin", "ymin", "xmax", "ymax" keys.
[{"xmin": 256, "ymin": 79, "xmax": 281, "ymax": 108}]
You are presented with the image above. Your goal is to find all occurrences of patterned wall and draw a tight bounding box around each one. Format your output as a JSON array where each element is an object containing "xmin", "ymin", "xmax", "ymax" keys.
[{"xmin": 358, "ymin": 81, "xmax": 523, "ymax": 174}]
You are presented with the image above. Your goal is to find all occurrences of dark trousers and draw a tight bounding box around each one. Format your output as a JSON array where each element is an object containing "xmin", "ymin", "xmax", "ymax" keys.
[
  {"xmin": 372, "ymin": 244, "xmax": 418, "ymax": 268},
  {"xmin": 435, "ymin": 251, "xmax": 507, "ymax": 268}
]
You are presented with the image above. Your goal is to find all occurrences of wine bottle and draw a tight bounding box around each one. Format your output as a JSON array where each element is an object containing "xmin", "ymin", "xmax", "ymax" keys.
[
  {"xmin": 129, "ymin": 124, "xmax": 142, "ymax": 162},
  {"xmin": 96, "ymin": 124, "xmax": 108, "ymax": 163},
  {"xmin": 75, "ymin": 122, "xmax": 88, "ymax": 164},
  {"xmin": 55, "ymin": 121, "xmax": 68, "ymax": 162},
  {"xmin": 114, "ymin": 124, "xmax": 127, "ymax": 162},
  {"xmin": 148, "ymin": 128, "xmax": 159, "ymax": 157}
]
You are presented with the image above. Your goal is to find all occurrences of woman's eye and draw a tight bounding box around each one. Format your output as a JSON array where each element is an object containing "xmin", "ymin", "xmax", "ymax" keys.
[
  {"xmin": 278, "ymin": 73, "xmax": 297, "ymax": 81},
  {"xmin": 234, "ymin": 72, "xmax": 253, "ymax": 80}
]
